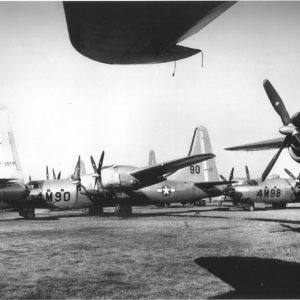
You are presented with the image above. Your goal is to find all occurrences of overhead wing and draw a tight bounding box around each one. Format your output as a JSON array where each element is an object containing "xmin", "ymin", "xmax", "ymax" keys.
[
  {"xmin": 63, "ymin": 1, "xmax": 235, "ymax": 64},
  {"xmin": 130, "ymin": 153, "xmax": 215, "ymax": 187},
  {"xmin": 225, "ymin": 137, "xmax": 286, "ymax": 151}
]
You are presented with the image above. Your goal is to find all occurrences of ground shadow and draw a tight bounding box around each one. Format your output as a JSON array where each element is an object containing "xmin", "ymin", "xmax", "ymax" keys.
[
  {"xmin": 247, "ymin": 217, "xmax": 300, "ymax": 225},
  {"xmin": 194, "ymin": 256, "xmax": 300, "ymax": 298},
  {"xmin": 280, "ymin": 223, "xmax": 300, "ymax": 233}
]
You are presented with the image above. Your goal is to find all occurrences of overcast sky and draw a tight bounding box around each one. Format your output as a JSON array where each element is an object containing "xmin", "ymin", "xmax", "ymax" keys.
[{"xmin": 0, "ymin": 1, "xmax": 300, "ymax": 181}]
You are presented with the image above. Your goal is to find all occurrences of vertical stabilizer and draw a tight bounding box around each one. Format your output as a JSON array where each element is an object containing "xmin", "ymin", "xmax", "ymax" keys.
[
  {"xmin": 169, "ymin": 126, "xmax": 219, "ymax": 182},
  {"xmin": 148, "ymin": 149, "xmax": 156, "ymax": 166},
  {"xmin": 0, "ymin": 107, "xmax": 23, "ymax": 180}
]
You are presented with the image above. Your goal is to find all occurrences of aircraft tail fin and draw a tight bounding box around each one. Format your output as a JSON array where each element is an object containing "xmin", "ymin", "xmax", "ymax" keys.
[
  {"xmin": 148, "ymin": 149, "xmax": 156, "ymax": 166},
  {"xmin": 169, "ymin": 126, "xmax": 219, "ymax": 182},
  {"xmin": 0, "ymin": 107, "xmax": 23, "ymax": 181}
]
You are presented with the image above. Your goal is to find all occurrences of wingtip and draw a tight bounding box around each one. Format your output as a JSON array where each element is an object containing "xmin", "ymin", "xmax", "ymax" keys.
[{"xmin": 263, "ymin": 79, "xmax": 270, "ymax": 87}]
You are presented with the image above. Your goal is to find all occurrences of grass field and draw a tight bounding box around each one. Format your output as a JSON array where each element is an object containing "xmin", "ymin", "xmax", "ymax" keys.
[{"xmin": 1, "ymin": 204, "xmax": 300, "ymax": 299}]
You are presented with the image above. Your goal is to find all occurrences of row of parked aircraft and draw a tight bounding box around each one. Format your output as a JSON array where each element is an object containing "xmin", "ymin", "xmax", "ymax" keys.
[{"xmin": 0, "ymin": 79, "xmax": 299, "ymax": 219}]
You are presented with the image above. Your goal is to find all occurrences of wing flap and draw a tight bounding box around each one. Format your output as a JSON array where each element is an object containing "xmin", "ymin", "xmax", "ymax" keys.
[{"xmin": 225, "ymin": 137, "xmax": 286, "ymax": 151}]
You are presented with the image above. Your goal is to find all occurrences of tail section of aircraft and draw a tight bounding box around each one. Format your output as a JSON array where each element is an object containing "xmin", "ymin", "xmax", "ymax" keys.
[
  {"xmin": 148, "ymin": 149, "xmax": 156, "ymax": 166},
  {"xmin": 169, "ymin": 126, "xmax": 219, "ymax": 182},
  {"xmin": 0, "ymin": 106, "xmax": 23, "ymax": 180}
]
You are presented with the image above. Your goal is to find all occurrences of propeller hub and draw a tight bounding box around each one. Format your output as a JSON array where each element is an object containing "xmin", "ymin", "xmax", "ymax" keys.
[{"xmin": 279, "ymin": 125, "xmax": 296, "ymax": 136}]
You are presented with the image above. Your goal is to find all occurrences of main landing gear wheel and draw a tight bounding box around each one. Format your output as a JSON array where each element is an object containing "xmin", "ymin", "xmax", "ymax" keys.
[
  {"xmin": 19, "ymin": 209, "xmax": 35, "ymax": 220},
  {"xmin": 89, "ymin": 206, "xmax": 103, "ymax": 216},
  {"xmin": 115, "ymin": 203, "xmax": 132, "ymax": 217},
  {"xmin": 244, "ymin": 202, "xmax": 255, "ymax": 212},
  {"xmin": 272, "ymin": 202, "xmax": 287, "ymax": 209},
  {"xmin": 194, "ymin": 199, "xmax": 206, "ymax": 206}
]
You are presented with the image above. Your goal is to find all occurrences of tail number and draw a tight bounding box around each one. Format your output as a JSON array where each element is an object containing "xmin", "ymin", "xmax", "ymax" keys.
[{"xmin": 190, "ymin": 165, "xmax": 200, "ymax": 174}]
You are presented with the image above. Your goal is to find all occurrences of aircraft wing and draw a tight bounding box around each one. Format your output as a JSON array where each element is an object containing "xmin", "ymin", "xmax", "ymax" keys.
[
  {"xmin": 225, "ymin": 137, "xmax": 286, "ymax": 151},
  {"xmin": 130, "ymin": 153, "xmax": 215, "ymax": 187},
  {"xmin": 63, "ymin": 2, "xmax": 235, "ymax": 64},
  {"xmin": 194, "ymin": 180, "xmax": 236, "ymax": 189}
]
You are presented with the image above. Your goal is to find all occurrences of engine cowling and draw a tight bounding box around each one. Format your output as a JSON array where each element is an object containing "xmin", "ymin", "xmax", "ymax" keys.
[{"xmin": 288, "ymin": 145, "xmax": 300, "ymax": 163}]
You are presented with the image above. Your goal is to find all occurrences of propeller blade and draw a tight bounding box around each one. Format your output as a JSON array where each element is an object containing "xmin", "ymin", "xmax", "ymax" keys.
[
  {"xmin": 52, "ymin": 169, "xmax": 56, "ymax": 180},
  {"xmin": 261, "ymin": 136, "xmax": 289, "ymax": 182},
  {"xmin": 57, "ymin": 171, "xmax": 61, "ymax": 180},
  {"xmin": 90, "ymin": 156, "xmax": 98, "ymax": 174},
  {"xmin": 29, "ymin": 176, "xmax": 32, "ymax": 182},
  {"xmin": 220, "ymin": 175, "xmax": 227, "ymax": 182},
  {"xmin": 229, "ymin": 167, "xmax": 234, "ymax": 181},
  {"xmin": 263, "ymin": 79, "xmax": 291, "ymax": 126},
  {"xmin": 245, "ymin": 165, "xmax": 250, "ymax": 180},
  {"xmin": 97, "ymin": 151, "xmax": 105, "ymax": 174},
  {"xmin": 46, "ymin": 166, "xmax": 49, "ymax": 180},
  {"xmin": 75, "ymin": 155, "xmax": 81, "ymax": 180},
  {"xmin": 284, "ymin": 168, "xmax": 296, "ymax": 180}
]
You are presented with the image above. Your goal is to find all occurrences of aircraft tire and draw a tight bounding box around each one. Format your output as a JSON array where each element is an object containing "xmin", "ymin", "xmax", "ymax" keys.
[
  {"xmin": 89, "ymin": 206, "xmax": 103, "ymax": 216},
  {"xmin": 21, "ymin": 209, "xmax": 35, "ymax": 220},
  {"xmin": 247, "ymin": 203, "xmax": 255, "ymax": 212},
  {"xmin": 181, "ymin": 202, "xmax": 186, "ymax": 206},
  {"xmin": 166, "ymin": 202, "xmax": 171, "ymax": 207},
  {"xmin": 281, "ymin": 203, "xmax": 287, "ymax": 209},
  {"xmin": 115, "ymin": 203, "xmax": 132, "ymax": 217}
]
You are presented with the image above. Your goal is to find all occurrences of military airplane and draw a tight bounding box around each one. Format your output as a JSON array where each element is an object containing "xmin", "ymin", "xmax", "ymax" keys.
[
  {"xmin": 221, "ymin": 167, "xmax": 300, "ymax": 211},
  {"xmin": 63, "ymin": 1, "xmax": 235, "ymax": 64},
  {"xmin": 225, "ymin": 79, "xmax": 300, "ymax": 181},
  {"xmin": 26, "ymin": 149, "xmax": 215, "ymax": 218},
  {"xmin": 145, "ymin": 126, "xmax": 234, "ymax": 208},
  {"xmin": 0, "ymin": 107, "xmax": 28, "ymax": 212}
]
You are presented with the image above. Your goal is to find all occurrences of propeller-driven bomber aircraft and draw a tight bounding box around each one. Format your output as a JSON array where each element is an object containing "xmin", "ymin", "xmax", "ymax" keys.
[
  {"xmin": 146, "ymin": 126, "xmax": 234, "ymax": 208},
  {"xmin": 220, "ymin": 166, "xmax": 300, "ymax": 211},
  {"xmin": 0, "ymin": 107, "xmax": 28, "ymax": 211},
  {"xmin": 27, "ymin": 150, "xmax": 214, "ymax": 218},
  {"xmin": 226, "ymin": 79, "xmax": 300, "ymax": 181}
]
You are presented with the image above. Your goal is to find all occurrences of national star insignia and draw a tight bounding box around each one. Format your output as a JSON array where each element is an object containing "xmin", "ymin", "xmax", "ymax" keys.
[{"xmin": 157, "ymin": 185, "xmax": 176, "ymax": 196}]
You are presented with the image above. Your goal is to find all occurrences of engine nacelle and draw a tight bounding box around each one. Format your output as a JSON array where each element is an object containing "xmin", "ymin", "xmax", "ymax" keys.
[{"xmin": 289, "ymin": 146, "xmax": 300, "ymax": 163}]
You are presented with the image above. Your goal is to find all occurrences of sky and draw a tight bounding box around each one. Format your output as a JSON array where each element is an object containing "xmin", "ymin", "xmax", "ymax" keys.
[{"xmin": 0, "ymin": 1, "xmax": 300, "ymax": 181}]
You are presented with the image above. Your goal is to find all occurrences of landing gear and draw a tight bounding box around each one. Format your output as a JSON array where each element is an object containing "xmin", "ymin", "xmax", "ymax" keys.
[
  {"xmin": 115, "ymin": 203, "xmax": 132, "ymax": 217},
  {"xmin": 165, "ymin": 202, "xmax": 171, "ymax": 207},
  {"xmin": 89, "ymin": 206, "xmax": 103, "ymax": 216},
  {"xmin": 244, "ymin": 202, "xmax": 255, "ymax": 212},
  {"xmin": 194, "ymin": 199, "xmax": 206, "ymax": 206},
  {"xmin": 19, "ymin": 209, "xmax": 35, "ymax": 220},
  {"xmin": 272, "ymin": 202, "xmax": 287, "ymax": 209}
]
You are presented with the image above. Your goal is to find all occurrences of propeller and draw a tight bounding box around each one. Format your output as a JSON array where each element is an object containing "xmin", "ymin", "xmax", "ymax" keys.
[
  {"xmin": 57, "ymin": 171, "xmax": 61, "ymax": 180},
  {"xmin": 73, "ymin": 155, "xmax": 92, "ymax": 199},
  {"xmin": 46, "ymin": 166, "xmax": 49, "ymax": 180},
  {"xmin": 52, "ymin": 169, "xmax": 56, "ymax": 180},
  {"xmin": 260, "ymin": 79, "xmax": 300, "ymax": 181},
  {"xmin": 220, "ymin": 167, "xmax": 235, "ymax": 202},
  {"xmin": 261, "ymin": 136, "xmax": 289, "ymax": 181},
  {"xmin": 284, "ymin": 168, "xmax": 300, "ymax": 189},
  {"xmin": 90, "ymin": 151, "xmax": 105, "ymax": 192}
]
